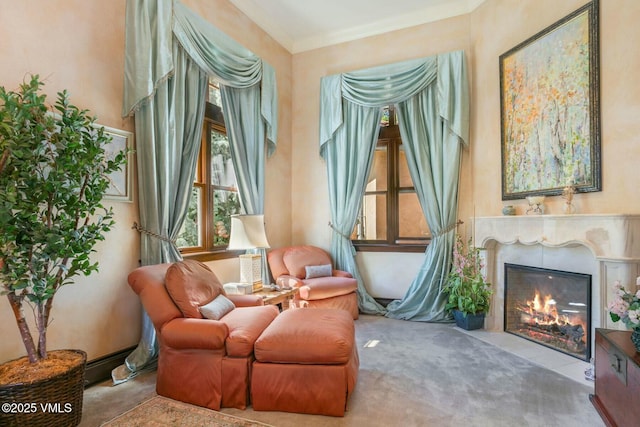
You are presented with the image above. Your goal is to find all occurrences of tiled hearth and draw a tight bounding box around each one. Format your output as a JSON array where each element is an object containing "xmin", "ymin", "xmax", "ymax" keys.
[{"xmin": 468, "ymin": 214, "xmax": 640, "ymax": 386}]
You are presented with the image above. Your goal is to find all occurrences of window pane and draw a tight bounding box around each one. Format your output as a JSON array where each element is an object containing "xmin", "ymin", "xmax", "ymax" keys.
[
  {"xmin": 367, "ymin": 146, "xmax": 387, "ymax": 191},
  {"xmin": 398, "ymin": 192, "xmax": 430, "ymax": 238},
  {"xmin": 380, "ymin": 106, "xmax": 390, "ymax": 127},
  {"xmin": 354, "ymin": 194, "xmax": 387, "ymax": 240},
  {"xmin": 208, "ymin": 80, "xmax": 222, "ymax": 108},
  {"xmin": 211, "ymin": 130, "xmax": 236, "ymax": 188},
  {"xmin": 177, "ymin": 186, "xmax": 202, "ymax": 248},
  {"xmin": 212, "ymin": 189, "xmax": 241, "ymax": 246},
  {"xmin": 380, "ymin": 106, "xmax": 398, "ymax": 127},
  {"xmin": 398, "ymin": 144, "xmax": 413, "ymax": 188}
]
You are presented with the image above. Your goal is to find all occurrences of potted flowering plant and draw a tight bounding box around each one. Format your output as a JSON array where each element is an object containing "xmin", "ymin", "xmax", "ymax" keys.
[
  {"xmin": 607, "ymin": 280, "xmax": 640, "ymax": 351},
  {"xmin": 443, "ymin": 234, "xmax": 492, "ymax": 330}
]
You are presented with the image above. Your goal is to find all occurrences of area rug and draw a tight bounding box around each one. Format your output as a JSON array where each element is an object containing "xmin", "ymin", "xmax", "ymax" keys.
[{"xmin": 101, "ymin": 396, "xmax": 273, "ymax": 427}]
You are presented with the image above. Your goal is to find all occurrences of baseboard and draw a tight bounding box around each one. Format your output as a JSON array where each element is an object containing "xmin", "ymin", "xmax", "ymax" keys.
[
  {"xmin": 374, "ymin": 298, "xmax": 394, "ymax": 308},
  {"xmin": 84, "ymin": 346, "xmax": 136, "ymax": 387}
]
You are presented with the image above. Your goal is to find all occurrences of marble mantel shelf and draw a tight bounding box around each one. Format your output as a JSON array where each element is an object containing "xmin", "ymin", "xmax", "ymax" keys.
[{"xmin": 473, "ymin": 214, "xmax": 640, "ymax": 261}]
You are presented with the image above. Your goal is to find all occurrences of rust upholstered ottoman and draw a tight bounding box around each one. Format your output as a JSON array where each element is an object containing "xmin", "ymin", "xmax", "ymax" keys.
[{"xmin": 251, "ymin": 308, "xmax": 359, "ymax": 416}]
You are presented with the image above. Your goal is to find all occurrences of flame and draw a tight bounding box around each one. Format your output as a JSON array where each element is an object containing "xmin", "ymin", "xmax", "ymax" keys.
[
  {"xmin": 531, "ymin": 292, "xmax": 555, "ymax": 315},
  {"xmin": 524, "ymin": 290, "xmax": 587, "ymax": 341}
]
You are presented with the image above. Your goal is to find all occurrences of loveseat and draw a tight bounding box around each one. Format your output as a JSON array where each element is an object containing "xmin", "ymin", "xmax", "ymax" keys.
[
  {"xmin": 127, "ymin": 260, "xmax": 278, "ymax": 410},
  {"xmin": 267, "ymin": 245, "xmax": 359, "ymax": 319}
]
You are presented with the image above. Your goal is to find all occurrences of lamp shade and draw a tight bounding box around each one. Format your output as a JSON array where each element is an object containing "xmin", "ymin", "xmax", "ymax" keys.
[{"xmin": 227, "ymin": 214, "xmax": 270, "ymax": 250}]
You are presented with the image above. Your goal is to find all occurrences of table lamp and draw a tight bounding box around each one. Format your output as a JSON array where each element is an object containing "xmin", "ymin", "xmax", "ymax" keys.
[{"xmin": 227, "ymin": 214, "xmax": 270, "ymax": 292}]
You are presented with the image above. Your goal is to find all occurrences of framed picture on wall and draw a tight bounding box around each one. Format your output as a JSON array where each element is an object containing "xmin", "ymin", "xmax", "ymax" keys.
[
  {"xmin": 102, "ymin": 126, "xmax": 134, "ymax": 202},
  {"xmin": 499, "ymin": 0, "xmax": 600, "ymax": 200}
]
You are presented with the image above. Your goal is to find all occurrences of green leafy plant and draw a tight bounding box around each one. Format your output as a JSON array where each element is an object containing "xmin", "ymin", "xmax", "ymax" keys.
[
  {"xmin": 0, "ymin": 75, "xmax": 126, "ymax": 363},
  {"xmin": 443, "ymin": 234, "xmax": 493, "ymax": 316},
  {"xmin": 213, "ymin": 190, "xmax": 240, "ymax": 246}
]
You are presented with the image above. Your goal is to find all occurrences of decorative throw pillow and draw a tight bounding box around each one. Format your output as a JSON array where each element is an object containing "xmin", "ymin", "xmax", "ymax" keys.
[
  {"xmin": 165, "ymin": 260, "xmax": 225, "ymax": 318},
  {"xmin": 283, "ymin": 246, "xmax": 331, "ymax": 278},
  {"xmin": 199, "ymin": 294, "xmax": 236, "ymax": 320},
  {"xmin": 305, "ymin": 263, "xmax": 333, "ymax": 279}
]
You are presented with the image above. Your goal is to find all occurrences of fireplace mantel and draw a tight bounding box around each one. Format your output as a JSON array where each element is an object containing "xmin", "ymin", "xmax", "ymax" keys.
[
  {"xmin": 472, "ymin": 214, "xmax": 640, "ymax": 333},
  {"xmin": 474, "ymin": 214, "xmax": 640, "ymax": 261}
]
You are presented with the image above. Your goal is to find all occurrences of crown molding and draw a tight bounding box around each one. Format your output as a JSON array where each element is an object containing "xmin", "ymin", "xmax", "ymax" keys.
[{"xmin": 229, "ymin": 0, "xmax": 486, "ymax": 54}]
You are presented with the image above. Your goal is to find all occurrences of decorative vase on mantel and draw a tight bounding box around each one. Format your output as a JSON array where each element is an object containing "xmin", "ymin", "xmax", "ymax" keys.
[
  {"xmin": 502, "ymin": 205, "xmax": 516, "ymax": 216},
  {"xmin": 632, "ymin": 328, "xmax": 640, "ymax": 352}
]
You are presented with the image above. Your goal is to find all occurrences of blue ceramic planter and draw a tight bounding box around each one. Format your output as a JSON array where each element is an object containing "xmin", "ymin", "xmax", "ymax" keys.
[{"xmin": 453, "ymin": 310, "xmax": 485, "ymax": 330}]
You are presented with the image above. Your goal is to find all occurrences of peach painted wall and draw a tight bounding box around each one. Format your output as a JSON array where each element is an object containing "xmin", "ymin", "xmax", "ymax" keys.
[
  {"xmin": 292, "ymin": 0, "xmax": 640, "ymax": 298},
  {"xmin": 470, "ymin": 0, "xmax": 640, "ymax": 219},
  {"xmin": 0, "ymin": 0, "xmax": 141, "ymax": 364},
  {"xmin": 0, "ymin": 0, "xmax": 292, "ymax": 364}
]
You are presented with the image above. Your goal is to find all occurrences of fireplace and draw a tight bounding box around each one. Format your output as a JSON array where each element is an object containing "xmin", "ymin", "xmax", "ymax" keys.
[
  {"xmin": 468, "ymin": 215, "xmax": 640, "ymax": 382},
  {"xmin": 504, "ymin": 263, "xmax": 591, "ymax": 362}
]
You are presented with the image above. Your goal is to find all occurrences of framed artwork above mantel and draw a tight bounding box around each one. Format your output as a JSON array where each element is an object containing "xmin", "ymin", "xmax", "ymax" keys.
[{"xmin": 499, "ymin": 0, "xmax": 601, "ymax": 201}]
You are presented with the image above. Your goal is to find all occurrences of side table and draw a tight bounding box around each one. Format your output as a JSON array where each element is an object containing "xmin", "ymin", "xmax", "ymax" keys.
[{"xmin": 253, "ymin": 287, "xmax": 299, "ymax": 311}]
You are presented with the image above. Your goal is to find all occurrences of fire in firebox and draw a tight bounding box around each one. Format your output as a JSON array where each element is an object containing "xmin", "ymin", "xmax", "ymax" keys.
[
  {"xmin": 515, "ymin": 290, "xmax": 587, "ymax": 355},
  {"xmin": 504, "ymin": 263, "xmax": 591, "ymax": 362}
]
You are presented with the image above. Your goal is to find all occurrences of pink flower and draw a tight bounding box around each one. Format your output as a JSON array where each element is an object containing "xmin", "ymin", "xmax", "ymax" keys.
[
  {"xmin": 449, "ymin": 235, "xmax": 487, "ymax": 285},
  {"xmin": 608, "ymin": 281, "xmax": 640, "ymax": 329},
  {"xmin": 607, "ymin": 299, "xmax": 629, "ymax": 317}
]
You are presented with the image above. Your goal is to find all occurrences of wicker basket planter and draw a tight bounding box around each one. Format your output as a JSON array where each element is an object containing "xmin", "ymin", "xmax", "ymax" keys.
[{"xmin": 0, "ymin": 349, "xmax": 86, "ymax": 427}]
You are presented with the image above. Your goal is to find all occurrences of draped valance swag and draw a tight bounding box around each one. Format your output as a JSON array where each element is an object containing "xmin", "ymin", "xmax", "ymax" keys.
[
  {"xmin": 113, "ymin": 0, "xmax": 277, "ymax": 384},
  {"xmin": 319, "ymin": 51, "xmax": 469, "ymax": 320},
  {"xmin": 123, "ymin": 1, "xmax": 278, "ymax": 150}
]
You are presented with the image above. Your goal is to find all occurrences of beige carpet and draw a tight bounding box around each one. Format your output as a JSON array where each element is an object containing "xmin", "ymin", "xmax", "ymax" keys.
[
  {"xmin": 86, "ymin": 315, "xmax": 603, "ymax": 426},
  {"xmin": 101, "ymin": 396, "xmax": 274, "ymax": 427}
]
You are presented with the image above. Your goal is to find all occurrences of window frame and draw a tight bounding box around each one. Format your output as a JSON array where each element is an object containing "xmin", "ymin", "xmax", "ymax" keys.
[
  {"xmin": 179, "ymin": 93, "xmax": 242, "ymax": 262},
  {"xmin": 352, "ymin": 108, "xmax": 430, "ymax": 253}
]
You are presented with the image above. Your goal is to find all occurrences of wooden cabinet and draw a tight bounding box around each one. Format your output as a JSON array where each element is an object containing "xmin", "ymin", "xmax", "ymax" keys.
[{"xmin": 590, "ymin": 329, "xmax": 640, "ymax": 427}]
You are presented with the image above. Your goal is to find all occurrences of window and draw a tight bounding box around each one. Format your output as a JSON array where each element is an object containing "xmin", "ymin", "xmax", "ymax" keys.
[
  {"xmin": 177, "ymin": 81, "xmax": 241, "ymax": 259},
  {"xmin": 352, "ymin": 106, "xmax": 430, "ymax": 252}
]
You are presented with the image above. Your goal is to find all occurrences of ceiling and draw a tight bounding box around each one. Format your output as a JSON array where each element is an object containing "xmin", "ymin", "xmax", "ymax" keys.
[{"xmin": 229, "ymin": 0, "xmax": 486, "ymax": 54}]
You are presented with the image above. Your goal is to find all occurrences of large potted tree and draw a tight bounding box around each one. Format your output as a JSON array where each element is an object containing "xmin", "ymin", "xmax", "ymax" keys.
[
  {"xmin": 443, "ymin": 234, "xmax": 493, "ymax": 330},
  {"xmin": 0, "ymin": 75, "xmax": 126, "ymax": 426}
]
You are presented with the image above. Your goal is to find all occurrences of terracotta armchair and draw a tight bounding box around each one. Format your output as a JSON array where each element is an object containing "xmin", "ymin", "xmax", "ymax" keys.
[
  {"xmin": 127, "ymin": 259, "xmax": 278, "ymax": 410},
  {"xmin": 267, "ymin": 245, "xmax": 359, "ymax": 319}
]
